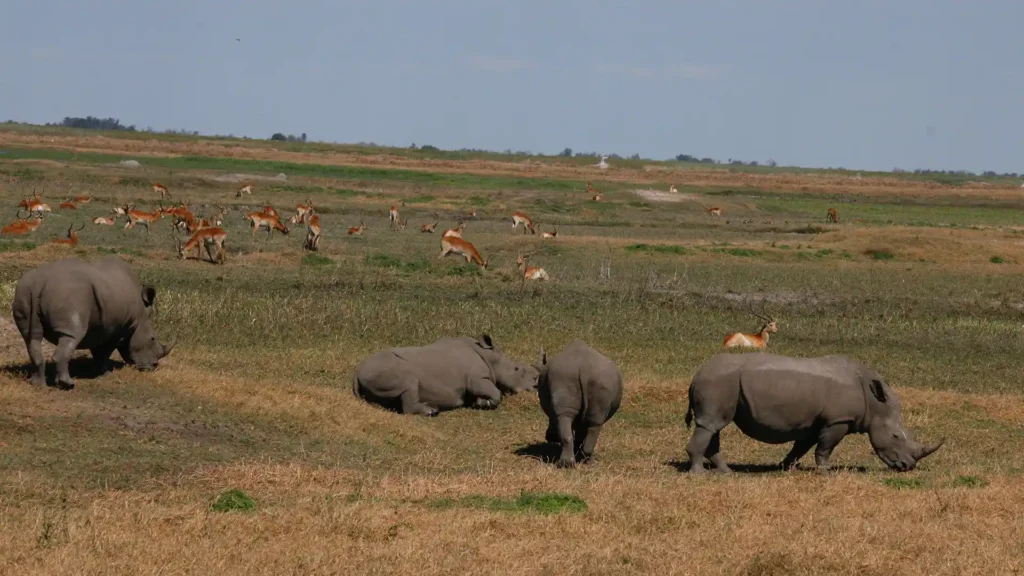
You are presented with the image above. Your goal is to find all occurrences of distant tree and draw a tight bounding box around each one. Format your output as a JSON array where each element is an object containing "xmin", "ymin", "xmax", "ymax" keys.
[
  {"xmin": 271, "ymin": 133, "xmax": 287, "ymax": 141},
  {"xmin": 558, "ymin": 147, "xmax": 573, "ymax": 157},
  {"xmin": 766, "ymin": 159, "xmax": 777, "ymax": 167},
  {"xmin": 749, "ymin": 160, "xmax": 759, "ymax": 167},
  {"xmin": 629, "ymin": 153, "xmax": 641, "ymax": 160},
  {"xmin": 301, "ymin": 133, "xmax": 307, "ymax": 143},
  {"xmin": 54, "ymin": 116, "xmax": 135, "ymax": 131}
]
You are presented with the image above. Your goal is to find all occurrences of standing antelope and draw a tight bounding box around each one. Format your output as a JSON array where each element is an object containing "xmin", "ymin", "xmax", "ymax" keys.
[
  {"xmin": 262, "ymin": 205, "xmax": 279, "ymax": 218},
  {"xmin": 442, "ymin": 221, "xmax": 466, "ymax": 239},
  {"xmin": 723, "ymin": 304, "xmax": 778, "ymax": 349},
  {"xmin": 176, "ymin": 227, "xmax": 228, "ymax": 264},
  {"xmin": 245, "ymin": 211, "xmax": 289, "ymax": 237},
  {"xmin": 421, "ymin": 219, "xmax": 439, "ymax": 233},
  {"xmin": 153, "ymin": 183, "xmax": 169, "ymax": 198},
  {"xmin": 826, "ymin": 208, "xmax": 839, "ymax": 223},
  {"xmin": 347, "ymin": 221, "xmax": 366, "ymax": 235},
  {"xmin": 388, "ymin": 204, "xmax": 401, "ymax": 231},
  {"xmin": 125, "ymin": 205, "xmax": 165, "ymax": 231},
  {"xmin": 707, "ymin": 207, "xmax": 722, "ymax": 217},
  {"xmin": 236, "ymin": 183, "xmax": 253, "ymax": 197},
  {"xmin": 59, "ymin": 200, "xmax": 77, "ymax": 210},
  {"xmin": 303, "ymin": 214, "xmax": 322, "ymax": 251},
  {"xmin": 92, "ymin": 216, "xmax": 117, "ymax": 226},
  {"xmin": 292, "ymin": 199, "xmax": 314, "ymax": 225},
  {"xmin": 511, "ymin": 211, "xmax": 536, "ymax": 235},
  {"xmin": 440, "ymin": 236, "xmax": 487, "ymax": 268},
  {"xmin": 541, "ymin": 226, "xmax": 558, "ymax": 239},
  {"xmin": 516, "ymin": 252, "xmax": 550, "ymax": 280},
  {"xmin": 1, "ymin": 210, "xmax": 42, "ymax": 236},
  {"xmin": 51, "ymin": 223, "xmax": 85, "ymax": 247}
]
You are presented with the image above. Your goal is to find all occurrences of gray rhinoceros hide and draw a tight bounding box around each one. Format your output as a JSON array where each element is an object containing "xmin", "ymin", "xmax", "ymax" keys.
[
  {"xmin": 537, "ymin": 340, "xmax": 623, "ymax": 468},
  {"xmin": 352, "ymin": 334, "xmax": 539, "ymax": 416},
  {"xmin": 684, "ymin": 352, "xmax": 943, "ymax": 473},
  {"xmin": 12, "ymin": 256, "xmax": 176, "ymax": 389}
]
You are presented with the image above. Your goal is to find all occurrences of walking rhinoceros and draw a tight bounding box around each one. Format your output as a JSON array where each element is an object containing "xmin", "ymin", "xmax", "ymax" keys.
[
  {"xmin": 684, "ymin": 352, "xmax": 943, "ymax": 473},
  {"xmin": 352, "ymin": 334, "xmax": 540, "ymax": 416},
  {"xmin": 537, "ymin": 340, "xmax": 622, "ymax": 468},
  {"xmin": 12, "ymin": 256, "xmax": 176, "ymax": 389}
]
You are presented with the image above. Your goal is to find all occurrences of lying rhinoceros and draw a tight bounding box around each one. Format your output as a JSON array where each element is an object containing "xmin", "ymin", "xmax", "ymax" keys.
[
  {"xmin": 12, "ymin": 256, "xmax": 176, "ymax": 389},
  {"xmin": 684, "ymin": 352, "xmax": 943, "ymax": 473},
  {"xmin": 352, "ymin": 334, "xmax": 539, "ymax": 416},
  {"xmin": 537, "ymin": 340, "xmax": 622, "ymax": 468}
]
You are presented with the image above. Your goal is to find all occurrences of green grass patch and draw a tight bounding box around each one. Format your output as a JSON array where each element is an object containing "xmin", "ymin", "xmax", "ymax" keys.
[
  {"xmin": 990, "ymin": 256, "xmax": 1005, "ymax": 264},
  {"xmin": 405, "ymin": 194, "xmax": 435, "ymax": 204},
  {"xmin": 366, "ymin": 253, "xmax": 431, "ymax": 273},
  {"xmin": 882, "ymin": 477, "xmax": 926, "ymax": 490},
  {"xmin": 627, "ymin": 200, "xmax": 651, "ymax": 209},
  {"xmin": 446, "ymin": 264, "xmax": 482, "ymax": 277},
  {"xmin": 951, "ymin": 475, "xmax": 988, "ymax": 488},
  {"xmin": 625, "ymin": 243, "xmax": 687, "ymax": 255},
  {"xmin": 425, "ymin": 492, "xmax": 586, "ymax": 515},
  {"xmin": 0, "ymin": 240, "xmax": 36, "ymax": 253},
  {"xmin": 467, "ymin": 195, "xmax": 491, "ymax": 207},
  {"xmin": 302, "ymin": 253, "xmax": 333, "ymax": 267},
  {"xmin": 866, "ymin": 248, "xmax": 895, "ymax": 261},
  {"xmin": 714, "ymin": 248, "xmax": 761, "ymax": 257},
  {"xmin": 210, "ymin": 489, "xmax": 257, "ymax": 513}
]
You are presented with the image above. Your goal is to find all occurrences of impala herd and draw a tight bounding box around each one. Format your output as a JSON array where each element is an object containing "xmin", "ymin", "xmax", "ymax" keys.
[{"xmin": 0, "ymin": 181, "xmax": 847, "ymax": 350}]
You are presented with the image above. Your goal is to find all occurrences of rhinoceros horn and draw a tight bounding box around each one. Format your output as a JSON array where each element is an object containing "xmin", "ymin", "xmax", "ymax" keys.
[
  {"xmin": 161, "ymin": 338, "xmax": 177, "ymax": 358},
  {"xmin": 916, "ymin": 439, "xmax": 945, "ymax": 461}
]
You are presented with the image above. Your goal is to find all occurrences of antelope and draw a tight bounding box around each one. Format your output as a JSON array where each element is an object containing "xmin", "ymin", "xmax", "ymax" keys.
[
  {"xmin": 586, "ymin": 182, "xmax": 597, "ymax": 195},
  {"xmin": 153, "ymin": 183, "xmax": 169, "ymax": 198},
  {"xmin": 669, "ymin": 185, "xmax": 678, "ymax": 194},
  {"xmin": 347, "ymin": 221, "xmax": 366, "ymax": 235},
  {"xmin": 440, "ymin": 235, "xmax": 487, "ymax": 268},
  {"xmin": 707, "ymin": 207, "xmax": 722, "ymax": 217},
  {"xmin": 1, "ymin": 210, "xmax": 42, "ymax": 236},
  {"xmin": 245, "ymin": 211, "xmax": 289, "ymax": 237},
  {"xmin": 442, "ymin": 221, "xmax": 466, "ymax": 239},
  {"xmin": 261, "ymin": 205, "xmax": 279, "ymax": 218},
  {"xmin": 236, "ymin": 183, "xmax": 253, "ymax": 197},
  {"xmin": 92, "ymin": 216, "xmax": 117, "ymax": 226},
  {"xmin": 541, "ymin": 226, "xmax": 558, "ymax": 239},
  {"xmin": 176, "ymin": 227, "xmax": 228, "ymax": 264},
  {"xmin": 396, "ymin": 217, "xmax": 408, "ymax": 231},
  {"xmin": 125, "ymin": 205, "xmax": 165, "ymax": 231},
  {"xmin": 511, "ymin": 211, "xmax": 536, "ymax": 235},
  {"xmin": 516, "ymin": 252, "xmax": 549, "ymax": 281},
  {"xmin": 19, "ymin": 191, "xmax": 51, "ymax": 215},
  {"xmin": 388, "ymin": 204, "xmax": 401, "ymax": 231},
  {"xmin": 112, "ymin": 204, "xmax": 128, "ymax": 216},
  {"xmin": 303, "ymin": 214, "xmax": 322, "ymax": 251},
  {"xmin": 826, "ymin": 208, "xmax": 839, "ymax": 223},
  {"xmin": 74, "ymin": 194, "xmax": 92, "ymax": 204},
  {"xmin": 59, "ymin": 200, "xmax": 77, "ymax": 210},
  {"xmin": 292, "ymin": 199, "xmax": 314, "ymax": 225},
  {"xmin": 591, "ymin": 193, "xmax": 602, "ymax": 202},
  {"xmin": 421, "ymin": 219, "xmax": 439, "ymax": 233},
  {"xmin": 723, "ymin": 304, "xmax": 778, "ymax": 350},
  {"xmin": 51, "ymin": 222, "xmax": 85, "ymax": 247}
]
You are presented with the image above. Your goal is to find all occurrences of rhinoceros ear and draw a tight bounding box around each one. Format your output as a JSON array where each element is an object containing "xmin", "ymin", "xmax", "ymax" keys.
[
  {"xmin": 141, "ymin": 285, "xmax": 157, "ymax": 308},
  {"xmin": 477, "ymin": 334, "xmax": 494, "ymax": 350},
  {"xmin": 536, "ymin": 348, "xmax": 547, "ymax": 367},
  {"xmin": 868, "ymin": 379, "xmax": 888, "ymax": 403}
]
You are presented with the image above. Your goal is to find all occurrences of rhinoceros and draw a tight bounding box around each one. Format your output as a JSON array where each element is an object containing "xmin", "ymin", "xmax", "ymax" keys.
[
  {"xmin": 352, "ymin": 334, "xmax": 540, "ymax": 416},
  {"xmin": 12, "ymin": 256, "xmax": 176, "ymax": 389},
  {"xmin": 684, "ymin": 352, "xmax": 943, "ymax": 473},
  {"xmin": 537, "ymin": 340, "xmax": 623, "ymax": 468}
]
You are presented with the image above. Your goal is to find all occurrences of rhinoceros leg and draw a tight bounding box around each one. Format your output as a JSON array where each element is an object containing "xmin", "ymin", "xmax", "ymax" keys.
[
  {"xmin": 25, "ymin": 338, "xmax": 46, "ymax": 387},
  {"xmin": 555, "ymin": 416, "xmax": 576, "ymax": 468},
  {"xmin": 53, "ymin": 335, "xmax": 81, "ymax": 389},
  {"xmin": 686, "ymin": 427, "xmax": 731, "ymax": 473},
  {"xmin": 576, "ymin": 423, "xmax": 603, "ymax": 463},
  {"xmin": 781, "ymin": 435, "xmax": 817, "ymax": 470},
  {"xmin": 813, "ymin": 423, "xmax": 852, "ymax": 470},
  {"xmin": 399, "ymin": 388, "xmax": 439, "ymax": 417},
  {"xmin": 90, "ymin": 344, "xmax": 116, "ymax": 375},
  {"xmin": 467, "ymin": 378, "xmax": 502, "ymax": 410}
]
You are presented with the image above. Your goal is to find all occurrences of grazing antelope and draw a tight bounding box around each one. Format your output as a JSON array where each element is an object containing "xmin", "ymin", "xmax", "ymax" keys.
[
  {"xmin": 74, "ymin": 194, "xmax": 92, "ymax": 204},
  {"xmin": 59, "ymin": 200, "xmax": 77, "ymax": 210},
  {"xmin": 442, "ymin": 221, "xmax": 466, "ymax": 239},
  {"xmin": 176, "ymin": 227, "xmax": 228, "ymax": 264},
  {"xmin": 245, "ymin": 211, "xmax": 289, "ymax": 237},
  {"xmin": 1, "ymin": 210, "xmax": 43, "ymax": 236},
  {"xmin": 511, "ymin": 211, "xmax": 536, "ymax": 235},
  {"xmin": 125, "ymin": 205, "xmax": 165, "ymax": 231},
  {"xmin": 707, "ymin": 207, "xmax": 722, "ymax": 217},
  {"xmin": 236, "ymin": 183, "xmax": 253, "ymax": 197},
  {"xmin": 516, "ymin": 252, "xmax": 550, "ymax": 280},
  {"xmin": 826, "ymin": 207, "xmax": 839, "ymax": 223},
  {"xmin": 347, "ymin": 221, "xmax": 366, "ymax": 236},
  {"xmin": 723, "ymin": 304, "xmax": 778, "ymax": 350},
  {"xmin": 153, "ymin": 183, "xmax": 169, "ymax": 198},
  {"xmin": 303, "ymin": 214, "xmax": 322, "ymax": 251},
  {"xmin": 669, "ymin": 185, "xmax": 678, "ymax": 194},
  {"xmin": 421, "ymin": 219, "xmax": 439, "ymax": 233},
  {"xmin": 541, "ymin": 226, "xmax": 558, "ymax": 239},
  {"xmin": 51, "ymin": 222, "xmax": 85, "ymax": 247},
  {"xmin": 92, "ymin": 216, "xmax": 116, "ymax": 226},
  {"xmin": 440, "ymin": 235, "xmax": 487, "ymax": 268}
]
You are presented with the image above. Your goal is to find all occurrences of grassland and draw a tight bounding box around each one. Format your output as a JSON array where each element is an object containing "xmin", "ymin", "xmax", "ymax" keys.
[{"xmin": 1, "ymin": 127, "xmax": 1023, "ymax": 575}]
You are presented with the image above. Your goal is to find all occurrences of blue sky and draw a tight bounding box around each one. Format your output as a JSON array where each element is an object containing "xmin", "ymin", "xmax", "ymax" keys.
[{"xmin": 2, "ymin": 1, "xmax": 1022, "ymax": 172}]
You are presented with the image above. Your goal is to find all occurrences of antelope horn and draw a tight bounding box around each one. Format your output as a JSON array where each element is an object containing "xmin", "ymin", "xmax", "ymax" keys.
[
  {"xmin": 16, "ymin": 208, "xmax": 29, "ymax": 220},
  {"xmin": 748, "ymin": 302, "xmax": 770, "ymax": 321},
  {"xmin": 74, "ymin": 222, "xmax": 85, "ymax": 232}
]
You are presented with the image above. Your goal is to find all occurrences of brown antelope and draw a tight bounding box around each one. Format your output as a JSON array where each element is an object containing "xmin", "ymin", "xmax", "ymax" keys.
[
  {"xmin": 442, "ymin": 221, "xmax": 466, "ymax": 239},
  {"xmin": 440, "ymin": 235, "xmax": 487, "ymax": 268},
  {"xmin": 51, "ymin": 222, "xmax": 85, "ymax": 247},
  {"xmin": 59, "ymin": 200, "xmax": 77, "ymax": 210},
  {"xmin": 586, "ymin": 182, "xmax": 598, "ymax": 195},
  {"xmin": 303, "ymin": 214, "xmax": 322, "ymax": 251},
  {"xmin": 388, "ymin": 204, "xmax": 401, "ymax": 231},
  {"xmin": 245, "ymin": 211, "xmax": 289, "ymax": 237},
  {"xmin": 112, "ymin": 204, "xmax": 128, "ymax": 216},
  {"xmin": 541, "ymin": 226, "xmax": 558, "ymax": 239},
  {"xmin": 291, "ymin": 199, "xmax": 314, "ymax": 225},
  {"xmin": 1, "ymin": 210, "xmax": 42, "ymax": 236},
  {"xmin": 826, "ymin": 208, "xmax": 839, "ymax": 223},
  {"xmin": 19, "ymin": 191, "xmax": 51, "ymax": 215},
  {"xmin": 511, "ymin": 211, "xmax": 536, "ymax": 235},
  {"xmin": 176, "ymin": 227, "xmax": 227, "ymax": 263},
  {"xmin": 153, "ymin": 183, "xmax": 169, "ymax": 198},
  {"xmin": 516, "ymin": 252, "xmax": 549, "ymax": 280},
  {"xmin": 236, "ymin": 183, "xmax": 253, "ymax": 197},
  {"xmin": 347, "ymin": 221, "xmax": 366, "ymax": 235},
  {"xmin": 669, "ymin": 185, "xmax": 678, "ymax": 194},
  {"xmin": 707, "ymin": 207, "xmax": 722, "ymax": 217},
  {"xmin": 92, "ymin": 216, "xmax": 116, "ymax": 226},
  {"xmin": 591, "ymin": 193, "xmax": 602, "ymax": 202},
  {"xmin": 125, "ymin": 205, "xmax": 165, "ymax": 231},
  {"xmin": 261, "ymin": 205, "xmax": 279, "ymax": 218},
  {"xmin": 421, "ymin": 219, "xmax": 439, "ymax": 233},
  {"xmin": 74, "ymin": 194, "xmax": 92, "ymax": 204},
  {"xmin": 723, "ymin": 304, "xmax": 778, "ymax": 350}
]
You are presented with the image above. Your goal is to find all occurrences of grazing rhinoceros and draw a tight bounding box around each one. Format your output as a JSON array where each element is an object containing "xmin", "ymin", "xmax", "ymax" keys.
[
  {"xmin": 12, "ymin": 256, "xmax": 176, "ymax": 389},
  {"xmin": 537, "ymin": 340, "xmax": 623, "ymax": 468},
  {"xmin": 684, "ymin": 352, "xmax": 943, "ymax": 473},
  {"xmin": 352, "ymin": 334, "xmax": 540, "ymax": 416}
]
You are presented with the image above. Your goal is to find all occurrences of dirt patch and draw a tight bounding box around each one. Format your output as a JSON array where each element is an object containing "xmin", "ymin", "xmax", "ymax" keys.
[
  {"xmin": 205, "ymin": 173, "xmax": 289, "ymax": 184},
  {"xmin": 633, "ymin": 189, "xmax": 700, "ymax": 203}
]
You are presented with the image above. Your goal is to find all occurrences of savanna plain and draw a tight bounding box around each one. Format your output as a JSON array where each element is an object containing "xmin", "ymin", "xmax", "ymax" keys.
[{"xmin": 2, "ymin": 127, "xmax": 1024, "ymax": 575}]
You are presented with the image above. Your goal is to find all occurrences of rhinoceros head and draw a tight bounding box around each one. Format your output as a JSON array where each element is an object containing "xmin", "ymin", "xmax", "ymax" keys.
[
  {"xmin": 474, "ymin": 334, "xmax": 540, "ymax": 395},
  {"xmin": 863, "ymin": 375, "xmax": 944, "ymax": 472},
  {"xmin": 121, "ymin": 285, "xmax": 176, "ymax": 371}
]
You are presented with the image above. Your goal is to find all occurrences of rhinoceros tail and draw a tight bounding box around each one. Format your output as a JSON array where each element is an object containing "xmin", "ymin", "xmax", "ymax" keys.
[
  {"xmin": 685, "ymin": 389, "xmax": 694, "ymax": 429},
  {"xmin": 351, "ymin": 372, "xmax": 361, "ymax": 398}
]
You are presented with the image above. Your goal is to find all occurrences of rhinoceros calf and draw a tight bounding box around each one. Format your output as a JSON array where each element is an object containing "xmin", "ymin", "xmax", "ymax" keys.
[
  {"xmin": 12, "ymin": 256, "xmax": 176, "ymax": 389},
  {"xmin": 684, "ymin": 352, "xmax": 943, "ymax": 473},
  {"xmin": 537, "ymin": 340, "xmax": 622, "ymax": 468},
  {"xmin": 352, "ymin": 334, "xmax": 539, "ymax": 416}
]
